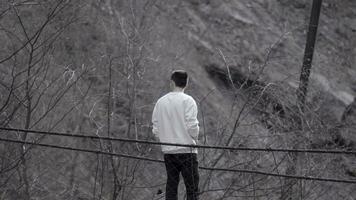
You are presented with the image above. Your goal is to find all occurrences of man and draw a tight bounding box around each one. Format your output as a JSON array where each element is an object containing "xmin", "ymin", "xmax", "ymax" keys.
[{"xmin": 152, "ymin": 70, "xmax": 200, "ymax": 200}]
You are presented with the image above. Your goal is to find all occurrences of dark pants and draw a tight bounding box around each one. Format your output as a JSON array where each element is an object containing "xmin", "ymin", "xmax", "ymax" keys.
[{"xmin": 164, "ymin": 153, "xmax": 199, "ymax": 200}]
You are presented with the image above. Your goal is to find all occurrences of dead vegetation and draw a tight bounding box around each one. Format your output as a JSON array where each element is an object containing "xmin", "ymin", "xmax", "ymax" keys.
[{"xmin": 0, "ymin": 0, "xmax": 355, "ymax": 199}]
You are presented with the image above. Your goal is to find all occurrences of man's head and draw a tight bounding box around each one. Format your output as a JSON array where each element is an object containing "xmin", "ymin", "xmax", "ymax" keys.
[{"xmin": 171, "ymin": 70, "xmax": 188, "ymax": 89}]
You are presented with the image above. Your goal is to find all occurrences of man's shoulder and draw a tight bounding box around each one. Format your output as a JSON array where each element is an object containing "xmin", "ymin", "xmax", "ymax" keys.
[
  {"xmin": 156, "ymin": 93, "xmax": 170, "ymax": 102},
  {"xmin": 154, "ymin": 93, "xmax": 171, "ymax": 107},
  {"xmin": 181, "ymin": 93, "xmax": 197, "ymax": 106},
  {"xmin": 176, "ymin": 93, "xmax": 196, "ymax": 103},
  {"xmin": 156, "ymin": 92, "xmax": 196, "ymax": 104}
]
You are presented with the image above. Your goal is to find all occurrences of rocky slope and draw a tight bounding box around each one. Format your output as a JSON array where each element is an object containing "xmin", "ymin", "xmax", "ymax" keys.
[{"xmin": 0, "ymin": 0, "xmax": 355, "ymax": 199}]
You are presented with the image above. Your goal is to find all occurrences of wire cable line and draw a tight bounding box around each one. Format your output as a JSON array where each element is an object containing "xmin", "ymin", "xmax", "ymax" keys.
[
  {"xmin": 1, "ymin": 137, "xmax": 356, "ymax": 184},
  {"xmin": 1, "ymin": 127, "xmax": 355, "ymax": 155}
]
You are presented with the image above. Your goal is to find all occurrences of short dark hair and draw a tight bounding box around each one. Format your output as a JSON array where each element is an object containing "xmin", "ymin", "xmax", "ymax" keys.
[{"xmin": 171, "ymin": 70, "xmax": 188, "ymax": 88}]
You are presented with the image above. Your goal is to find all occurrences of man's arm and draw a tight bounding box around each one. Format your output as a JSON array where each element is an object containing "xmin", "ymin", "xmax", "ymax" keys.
[
  {"xmin": 185, "ymin": 98, "xmax": 199, "ymax": 140},
  {"xmin": 152, "ymin": 103, "xmax": 159, "ymax": 138}
]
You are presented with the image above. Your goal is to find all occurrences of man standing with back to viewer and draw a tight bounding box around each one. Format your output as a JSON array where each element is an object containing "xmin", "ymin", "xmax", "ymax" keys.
[{"xmin": 152, "ymin": 70, "xmax": 200, "ymax": 200}]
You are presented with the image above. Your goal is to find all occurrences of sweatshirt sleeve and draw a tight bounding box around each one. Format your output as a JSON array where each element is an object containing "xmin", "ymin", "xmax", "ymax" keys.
[
  {"xmin": 152, "ymin": 103, "xmax": 159, "ymax": 138},
  {"xmin": 185, "ymin": 98, "xmax": 199, "ymax": 139}
]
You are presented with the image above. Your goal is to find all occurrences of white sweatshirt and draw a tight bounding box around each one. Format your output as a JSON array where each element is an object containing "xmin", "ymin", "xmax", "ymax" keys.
[{"xmin": 152, "ymin": 91, "xmax": 199, "ymax": 154}]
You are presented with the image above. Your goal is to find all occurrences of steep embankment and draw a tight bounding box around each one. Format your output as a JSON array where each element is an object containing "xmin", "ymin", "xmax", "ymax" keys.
[
  {"xmin": 1, "ymin": 0, "xmax": 355, "ymax": 199},
  {"xmin": 88, "ymin": 1, "xmax": 356, "ymax": 199}
]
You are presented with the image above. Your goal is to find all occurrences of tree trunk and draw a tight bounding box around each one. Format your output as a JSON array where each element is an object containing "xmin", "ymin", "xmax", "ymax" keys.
[{"xmin": 297, "ymin": 0, "xmax": 322, "ymax": 111}]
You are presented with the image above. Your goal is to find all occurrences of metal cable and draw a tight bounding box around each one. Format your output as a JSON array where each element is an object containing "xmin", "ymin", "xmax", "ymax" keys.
[
  {"xmin": 1, "ymin": 137, "xmax": 356, "ymax": 184},
  {"xmin": 1, "ymin": 127, "xmax": 355, "ymax": 155}
]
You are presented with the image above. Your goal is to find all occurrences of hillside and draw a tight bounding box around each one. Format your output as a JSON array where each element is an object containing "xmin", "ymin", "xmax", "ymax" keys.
[{"xmin": 0, "ymin": 0, "xmax": 355, "ymax": 199}]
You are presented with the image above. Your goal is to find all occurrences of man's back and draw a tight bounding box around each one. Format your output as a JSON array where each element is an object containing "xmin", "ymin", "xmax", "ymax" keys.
[
  {"xmin": 152, "ymin": 70, "xmax": 200, "ymax": 200},
  {"xmin": 152, "ymin": 91, "xmax": 199, "ymax": 154}
]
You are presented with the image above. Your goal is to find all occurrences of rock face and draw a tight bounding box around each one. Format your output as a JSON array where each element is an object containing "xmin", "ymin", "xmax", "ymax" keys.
[{"xmin": 0, "ymin": 0, "xmax": 355, "ymax": 199}]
